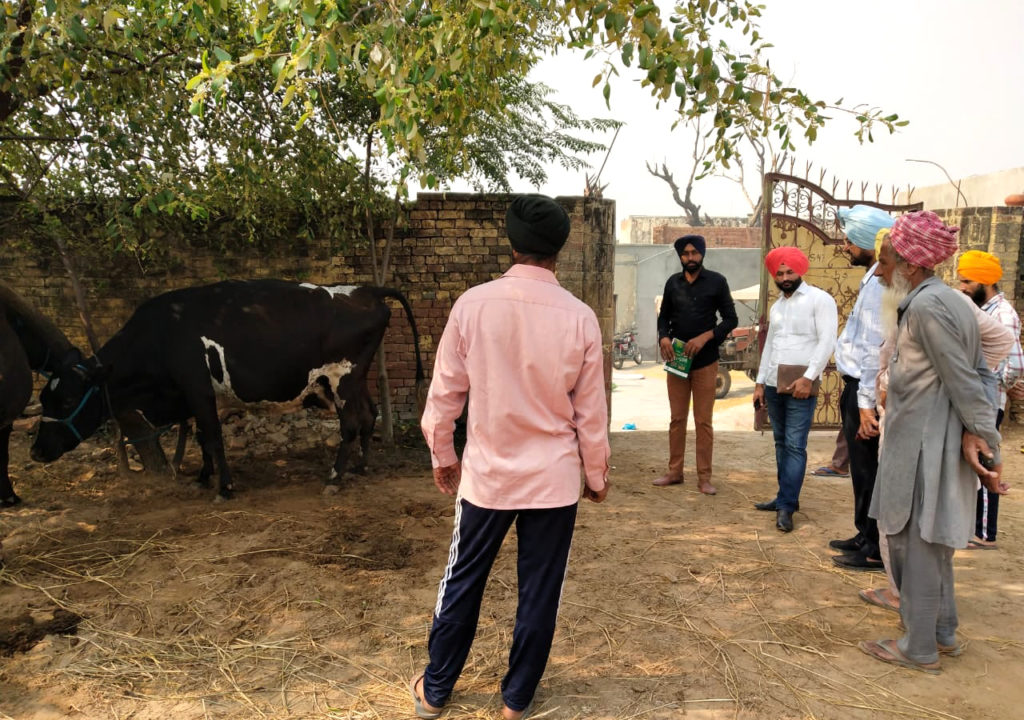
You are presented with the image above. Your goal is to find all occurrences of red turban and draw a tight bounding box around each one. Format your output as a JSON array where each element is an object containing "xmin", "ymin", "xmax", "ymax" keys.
[
  {"xmin": 890, "ymin": 211, "xmax": 959, "ymax": 269},
  {"xmin": 765, "ymin": 246, "xmax": 810, "ymax": 276}
]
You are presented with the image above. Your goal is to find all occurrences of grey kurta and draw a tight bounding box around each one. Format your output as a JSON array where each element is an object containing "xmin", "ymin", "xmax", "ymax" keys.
[{"xmin": 871, "ymin": 277, "xmax": 1001, "ymax": 548}]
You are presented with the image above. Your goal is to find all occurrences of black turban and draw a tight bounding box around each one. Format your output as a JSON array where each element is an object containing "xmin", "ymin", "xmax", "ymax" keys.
[
  {"xmin": 506, "ymin": 195, "xmax": 570, "ymax": 256},
  {"xmin": 674, "ymin": 234, "xmax": 706, "ymax": 257}
]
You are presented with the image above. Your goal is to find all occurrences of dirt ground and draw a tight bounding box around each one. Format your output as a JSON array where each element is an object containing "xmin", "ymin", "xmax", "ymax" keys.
[{"xmin": 1, "ymin": 398, "xmax": 1022, "ymax": 720}]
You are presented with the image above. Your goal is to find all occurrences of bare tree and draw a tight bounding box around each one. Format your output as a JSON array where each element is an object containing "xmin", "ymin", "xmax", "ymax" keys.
[{"xmin": 646, "ymin": 159, "xmax": 704, "ymax": 227}]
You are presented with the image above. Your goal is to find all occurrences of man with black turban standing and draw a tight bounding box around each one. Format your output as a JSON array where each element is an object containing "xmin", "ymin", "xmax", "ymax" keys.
[
  {"xmin": 412, "ymin": 194, "xmax": 610, "ymax": 720},
  {"xmin": 653, "ymin": 234, "xmax": 737, "ymax": 495}
]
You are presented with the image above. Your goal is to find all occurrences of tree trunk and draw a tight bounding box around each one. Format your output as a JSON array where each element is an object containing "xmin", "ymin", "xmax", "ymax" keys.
[{"xmin": 50, "ymin": 228, "xmax": 168, "ymax": 475}]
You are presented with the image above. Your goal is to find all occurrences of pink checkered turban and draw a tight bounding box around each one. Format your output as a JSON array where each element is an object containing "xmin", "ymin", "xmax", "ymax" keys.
[{"xmin": 890, "ymin": 211, "xmax": 959, "ymax": 269}]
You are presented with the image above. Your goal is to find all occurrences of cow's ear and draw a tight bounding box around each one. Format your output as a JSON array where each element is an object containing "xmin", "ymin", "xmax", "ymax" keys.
[{"xmin": 60, "ymin": 348, "xmax": 84, "ymax": 369}]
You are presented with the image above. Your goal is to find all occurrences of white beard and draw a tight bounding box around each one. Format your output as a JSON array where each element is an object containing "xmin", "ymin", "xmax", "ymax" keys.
[{"xmin": 881, "ymin": 271, "xmax": 912, "ymax": 336}]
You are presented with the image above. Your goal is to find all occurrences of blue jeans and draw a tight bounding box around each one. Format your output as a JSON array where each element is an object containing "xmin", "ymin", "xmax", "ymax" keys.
[{"xmin": 764, "ymin": 385, "xmax": 816, "ymax": 511}]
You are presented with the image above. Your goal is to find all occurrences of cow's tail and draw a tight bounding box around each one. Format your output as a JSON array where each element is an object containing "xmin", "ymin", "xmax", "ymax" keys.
[{"xmin": 366, "ymin": 287, "xmax": 425, "ymax": 396}]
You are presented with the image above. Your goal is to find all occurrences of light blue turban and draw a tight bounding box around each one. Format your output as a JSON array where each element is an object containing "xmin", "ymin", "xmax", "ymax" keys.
[{"xmin": 837, "ymin": 205, "xmax": 894, "ymax": 251}]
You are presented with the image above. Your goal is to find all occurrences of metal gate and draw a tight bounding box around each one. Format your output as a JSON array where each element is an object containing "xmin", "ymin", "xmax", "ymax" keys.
[{"xmin": 757, "ymin": 167, "xmax": 923, "ymax": 429}]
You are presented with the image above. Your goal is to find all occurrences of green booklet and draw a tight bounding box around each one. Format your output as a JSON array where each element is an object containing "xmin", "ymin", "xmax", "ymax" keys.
[{"xmin": 664, "ymin": 338, "xmax": 693, "ymax": 378}]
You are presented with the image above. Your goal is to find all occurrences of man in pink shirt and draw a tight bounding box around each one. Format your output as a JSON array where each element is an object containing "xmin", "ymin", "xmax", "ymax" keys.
[{"xmin": 411, "ymin": 194, "xmax": 611, "ymax": 720}]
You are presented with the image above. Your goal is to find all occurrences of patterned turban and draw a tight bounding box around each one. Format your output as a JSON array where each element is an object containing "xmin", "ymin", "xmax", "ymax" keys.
[
  {"xmin": 837, "ymin": 205, "xmax": 894, "ymax": 250},
  {"xmin": 958, "ymin": 250, "xmax": 1002, "ymax": 285},
  {"xmin": 890, "ymin": 211, "xmax": 959, "ymax": 269},
  {"xmin": 765, "ymin": 246, "xmax": 810, "ymax": 276}
]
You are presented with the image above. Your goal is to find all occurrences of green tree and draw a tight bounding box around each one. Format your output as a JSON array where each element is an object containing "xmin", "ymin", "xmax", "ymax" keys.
[{"xmin": 186, "ymin": 0, "xmax": 902, "ymax": 189}]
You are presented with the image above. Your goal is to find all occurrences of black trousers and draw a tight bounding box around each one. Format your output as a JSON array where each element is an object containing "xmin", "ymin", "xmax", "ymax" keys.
[
  {"xmin": 975, "ymin": 408, "xmax": 1005, "ymax": 541},
  {"xmin": 422, "ymin": 498, "xmax": 577, "ymax": 713},
  {"xmin": 840, "ymin": 377, "xmax": 880, "ymax": 558}
]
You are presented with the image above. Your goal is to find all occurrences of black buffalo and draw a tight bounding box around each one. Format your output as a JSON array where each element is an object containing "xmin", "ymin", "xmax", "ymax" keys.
[
  {"xmin": 0, "ymin": 282, "xmax": 79, "ymax": 507},
  {"xmin": 31, "ymin": 280, "xmax": 423, "ymax": 500},
  {"xmin": 0, "ymin": 312, "xmax": 32, "ymax": 507}
]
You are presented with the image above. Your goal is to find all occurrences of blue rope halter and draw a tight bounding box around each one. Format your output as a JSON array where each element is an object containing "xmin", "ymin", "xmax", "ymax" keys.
[{"xmin": 41, "ymin": 369, "xmax": 100, "ymax": 443}]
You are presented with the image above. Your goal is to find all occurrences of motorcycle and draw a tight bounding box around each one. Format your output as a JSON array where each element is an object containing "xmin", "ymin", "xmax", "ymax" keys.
[{"xmin": 612, "ymin": 328, "xmax": 642, "ymax": 369}]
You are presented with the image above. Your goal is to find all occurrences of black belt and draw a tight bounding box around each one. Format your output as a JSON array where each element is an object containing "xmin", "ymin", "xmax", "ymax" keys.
[{"xmin": 842, "ymin": 375, "xmax": 858, "ymax": 384}]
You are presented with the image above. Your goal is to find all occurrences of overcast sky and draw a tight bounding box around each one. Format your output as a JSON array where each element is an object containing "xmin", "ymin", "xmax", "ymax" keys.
[{"xmin": 445, "ymin": 0, "xmax": 1024, "ymax": 231}]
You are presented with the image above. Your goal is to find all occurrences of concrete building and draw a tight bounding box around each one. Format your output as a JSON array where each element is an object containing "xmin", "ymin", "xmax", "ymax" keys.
[
  {"xmin": 615, "ymin": 244, "xmax": 762, "ymax": 358},
  {"xmin": 899, "ymin": 167, "xmax": 1024, "ymax": 210}
]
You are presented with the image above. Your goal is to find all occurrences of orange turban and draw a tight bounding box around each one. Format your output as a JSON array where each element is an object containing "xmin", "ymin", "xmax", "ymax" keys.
[
  {"xmin": 957, "ymin": 250, "xmax": 1002, "ymax": 285},
  {"xmin": 765, "ymin": 246, "xmax": 809, "ymax": 276}
]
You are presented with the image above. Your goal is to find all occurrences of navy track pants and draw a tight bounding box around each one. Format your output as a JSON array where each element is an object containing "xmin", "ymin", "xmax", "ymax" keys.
[{"xmin": 421, "ymin": 498, "xmax": 577, "ymax": 712}]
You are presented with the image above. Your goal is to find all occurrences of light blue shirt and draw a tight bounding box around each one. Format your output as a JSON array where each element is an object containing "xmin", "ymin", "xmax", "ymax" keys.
[{"xmin": 834, "ymin": 263, "xmax": 884, "ymax": 409}]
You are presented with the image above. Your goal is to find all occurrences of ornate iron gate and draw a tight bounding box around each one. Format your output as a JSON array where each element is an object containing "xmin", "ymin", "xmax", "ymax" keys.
[{"xmin": 756, "ymin": 168, "xmax": 923, "ymax": 429}]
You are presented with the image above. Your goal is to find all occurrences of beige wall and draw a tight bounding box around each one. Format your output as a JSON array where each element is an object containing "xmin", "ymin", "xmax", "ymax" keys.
[{"xmin": 900, "ymin": 167, "xmax": 1024, "ymax": 210}]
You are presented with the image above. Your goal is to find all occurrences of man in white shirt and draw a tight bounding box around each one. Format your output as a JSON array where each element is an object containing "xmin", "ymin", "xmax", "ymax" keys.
[
  {"xmin": 752, "ymin": 246, "xmax": 838, "ymax": 532},
  {"xmin": 956, "ymin": 250, "xmax": 1023, "ymax": 549},
  {"xmin": 831, "ymin": 205, "xmax": 893, "ymax": 571}
]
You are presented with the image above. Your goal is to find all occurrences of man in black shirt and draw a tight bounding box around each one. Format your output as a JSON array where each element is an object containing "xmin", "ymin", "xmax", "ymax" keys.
[{"xmin": 653, "ymin": 235, "xmax": 738, "ymax": 495}]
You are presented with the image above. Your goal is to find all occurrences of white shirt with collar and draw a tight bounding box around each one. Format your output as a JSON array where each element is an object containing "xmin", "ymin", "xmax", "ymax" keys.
[
  {"xmin": 756, "ymin": 280, "xmax": 839, "ymax": 388},
  {"xmin": 834, "ymin": 263, "xmax": 884, "ymax": 409}
]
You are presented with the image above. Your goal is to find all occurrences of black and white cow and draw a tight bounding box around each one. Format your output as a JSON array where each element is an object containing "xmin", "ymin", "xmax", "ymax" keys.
[
  {"xmin": 0, "ymin": 281, "xmax": 80, "ymax": 507},
  {"xmin": 31, "ymin": 280, "xmax": 423, "ymax": 500}
]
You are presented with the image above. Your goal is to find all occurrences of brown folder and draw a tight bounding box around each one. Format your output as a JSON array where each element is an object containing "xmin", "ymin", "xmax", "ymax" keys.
[{"xmin": 776, "ymin": 364, "xmax": 821, "ymax": 396}]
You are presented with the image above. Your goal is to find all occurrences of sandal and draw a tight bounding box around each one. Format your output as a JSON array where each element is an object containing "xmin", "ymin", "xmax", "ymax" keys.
[
  {"xmin": 966, "ymin": 538, "xmax": 998, "ymax": 550},
  {"xmin": 503, "ymin": 700, "xmax": 535, "ymax": 720},
  {"xmin": 408, "ymin": 673, "xmax": 442, "ymax": 719},
  {"xmin": 858, "ymin": 588, "xmax": 900, "ymax": 614},
  {"xmin": 859, "ymin": 639, "xmax": 941, "ymax": 674},
  {"xmin": 939, "ymin": 642, "xmax": 965, "ymax": 657}
]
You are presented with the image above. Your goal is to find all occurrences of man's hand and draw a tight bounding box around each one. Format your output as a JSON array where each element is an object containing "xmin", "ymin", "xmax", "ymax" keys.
[
  {"xmin": 683, "ymin": 331, "xmax": 712, "ymax": 357},
  {"xmin": 583, "ymin": 479, "xmax": 610, "ymax": 503},
  {"xmin": 857, "ymin": 408, "xmax": 880, "ymax": 439},
  {"xmin": 962, "ymin": 432, "xmax": 1007, "ymax": 494},
  {"xmin": 659, "ymin": 337, "xmax": 674, "ymax": 362},
  {"xmin": 753, "ymin": 384, "xmax": 765, "ymax": 410},
  {"xmin": 433, "ymin": 462, "xmax": 461, "ymax": 496},
  {"xmin": 787, "ymin": 377, "xmax": 814, "ymax": 399}
]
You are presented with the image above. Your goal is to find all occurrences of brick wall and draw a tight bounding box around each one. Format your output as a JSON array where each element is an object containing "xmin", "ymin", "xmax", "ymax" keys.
[
  {"xmin": 935, "ymin": 206, "xmax": 1024, "ymax": 422},
  {"xmin": 0, "ymin": 193, "xmax": 616, "ymax": 420},
  {"xmin": 652, "ymin": 225, "xmax": 760, "ymax": 248}
]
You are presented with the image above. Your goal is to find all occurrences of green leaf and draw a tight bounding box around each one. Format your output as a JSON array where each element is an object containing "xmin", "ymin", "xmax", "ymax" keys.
[
  {"xmin": 67, "ymin": 15, "xmax": 87, "ymax": 43},
  {"xmin": 324, "ymin": 41, "xmax": 338, "ymax": 71},
  {"xmin": 213, "ymin": 46, "xmax": 232, "ymax": 63}
]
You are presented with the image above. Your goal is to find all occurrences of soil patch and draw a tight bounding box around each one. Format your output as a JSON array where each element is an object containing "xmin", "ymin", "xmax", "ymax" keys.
[{"xmin": 1, "ymin": 417, "xmax": 1022, "ymax": 719}]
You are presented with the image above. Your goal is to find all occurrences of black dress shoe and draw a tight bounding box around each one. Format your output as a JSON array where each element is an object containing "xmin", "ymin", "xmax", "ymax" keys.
[
  {"xmin": 829, "ymin": 535, "xmax": 864, "ymax": 552},
  {"xmin": 776, "ymin": 509, "xmax": 794, "ymax": 532},
  {"xmin": 755, "ymin": 499, "xmax": 799, "ymax": 512},
  {"xmin": 832, "ymin": 552, "xmax": 884, "ymax": 571}
]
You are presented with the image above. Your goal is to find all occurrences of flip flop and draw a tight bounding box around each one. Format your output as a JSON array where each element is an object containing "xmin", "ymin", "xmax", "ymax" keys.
[
  {"xmin": 966, "ymin": 539, "xmax": 998, "ymax": 550},
  {"xmin": 939, "ymin": 641, "xmax": 966, "ymax": 657},
  {"xmin": 811, "ymin": 465, "xmax": 849, "ymax": 477},
  {"xmin": 408, "ymin": 673, "xmax": 442, "ymax": 719},
  {"xmin": 859, "ymin": 639, "xmax": 941, "ymax": 675},
  {"xmin": 858, "ymin": 588, "xmax": 900, "ymax": 614},
  {"xmin": 503, "ymin": 700, "xmax": 535, "ymax": 720}
]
